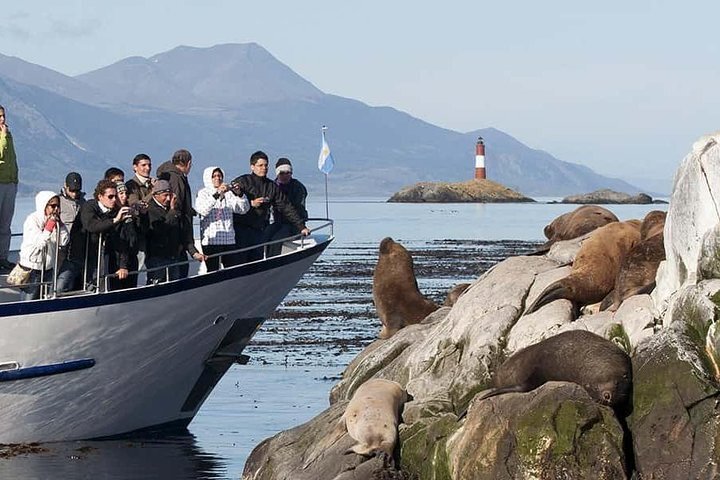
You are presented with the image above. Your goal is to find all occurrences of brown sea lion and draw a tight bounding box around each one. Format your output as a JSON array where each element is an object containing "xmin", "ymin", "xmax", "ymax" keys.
[
  {"xmin": 639, "ymin": 210, "xmax": 666, "ymax": 240},
  {"xmin": 600, "ymin": 211, "xmax": 667, "ymax": 312},
  {"xmin": 525, "ymin": 220, "xmax": 642, "ymax": 314},
  {"xmin": 533, "ymin": 205, "xmax": 619, "ymax": 254},
  {"xmin": 373, "ymin": 237, "xmax": 439, "ymax": 339},
  {"xmin": 479, "ymin": 330, "xmax": 632, "ymax": 408},
  {"xmin": 443, "ymin": 282, "xmax": 471, "ymax": 307}
]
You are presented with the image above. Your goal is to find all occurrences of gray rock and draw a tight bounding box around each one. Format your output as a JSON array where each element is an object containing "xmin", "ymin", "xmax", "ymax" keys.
[
  {"xmin": 446, "ymin": 382, "xmax": 627, "ymax": 480},
  {"xmin": 631, "ymin": 330, "xmax": 720, "ymax": 480},
  {"xmin": 653, "ymin": 131, "xmax": 720, "ymax": 315},
  {"xmin": 698, "ymin": 224, "xmax": 720, "ymax": 281},
  {"xmin": 560, "ymin": 189, "xmax": 657, "ymax": 204}
]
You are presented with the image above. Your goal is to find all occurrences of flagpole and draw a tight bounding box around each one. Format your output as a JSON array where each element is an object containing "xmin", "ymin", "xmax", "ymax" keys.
[
  {"xmin": 321, "ymin": 125, "xmax": 330, "ymax": 219},
  {"xmin": 324, "ymin": 172, "xmax": 329, "ymax": 219}
]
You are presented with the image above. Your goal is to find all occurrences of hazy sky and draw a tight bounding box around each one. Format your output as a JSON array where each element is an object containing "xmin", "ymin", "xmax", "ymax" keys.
[{"xmin": 2, "ymin": 1, "xmax": 718, "ymax": 191}]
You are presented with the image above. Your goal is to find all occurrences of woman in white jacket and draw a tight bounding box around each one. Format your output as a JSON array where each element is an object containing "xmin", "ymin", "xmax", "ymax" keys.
[
  {"xmin": 195, "ymin": 166, "xmax": 249, "ymax": 271},
  {"xmin": 19, "ymin": 191, "xmax": 70, "ymax": 300}
]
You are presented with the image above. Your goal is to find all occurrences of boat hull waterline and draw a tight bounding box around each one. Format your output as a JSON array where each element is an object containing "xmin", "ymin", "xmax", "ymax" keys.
[{"xmin": 0, "ymin": 235, "xmax": 331, "ymax": 443}]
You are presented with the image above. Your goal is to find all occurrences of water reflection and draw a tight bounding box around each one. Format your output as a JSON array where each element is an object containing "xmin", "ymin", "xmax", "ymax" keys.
[{"xmin": 0, "ymin": 433, "xmax": 228, "ymax": 480}]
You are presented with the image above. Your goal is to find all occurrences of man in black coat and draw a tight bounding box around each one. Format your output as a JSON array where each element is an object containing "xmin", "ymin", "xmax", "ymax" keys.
[
  {"xmin": 144, "ymin": 179, "xmax": 205, "ymax": 284},
  {"xmin": 56, "ymin": 179, "xmax": 131, "ymax": 292},
  {"xmin": 265, "ymin": 157, "xmax": 309, "ymax": 257},
  {"xmin": 156, "ymin": 149, "xmax": 195, "ymax": 278},
  {"xmin": 231, "ymin": 151, "xmax": 309, "ymax": 264}
]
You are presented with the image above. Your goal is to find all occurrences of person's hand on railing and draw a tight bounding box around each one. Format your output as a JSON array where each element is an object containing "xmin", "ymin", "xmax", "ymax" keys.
[
  {"xmin": 192, "ymin": 252, "xmax": 207, "ymax": 263},
  {"xmin": 300, "ymin": 227, "xmax": 310, "ymax": 236},
  {"xmin": 116, "ymin": 268, "xmax": 129, "ymax": 280}
]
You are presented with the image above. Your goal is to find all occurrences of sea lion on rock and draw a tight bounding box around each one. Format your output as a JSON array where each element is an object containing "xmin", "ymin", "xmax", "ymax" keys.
[
  {"xmin": 639, "ymin": 210, "xmax": 666, "ymax": 240},
  {"xmin": 525, "ymin": 220, "xmax": 641, "ymax": 314},
  {"xmin": 373, "ymin": 237, "xmax": 439, "ymax": 339},
  {"xmin": 533, "ymin": 205, "xmax": 619, "ymax": 254},
  {"xmin": 479, "ymin": 330, "xmax": 632, "ymax": 409},
  {"xmin": 344, "ymin": 378, "xmax": 407, "ymax": 457},
  {"xmin": 301, "ymin": 379, "xmax": 407, "ymax": 470},
  {"xmin": 443, "ymin": 282, "xmax": 471, "ymax": 307},
  {"xmin": 600, "ymin": 211, "xmax": 667, "ymax": 312}
]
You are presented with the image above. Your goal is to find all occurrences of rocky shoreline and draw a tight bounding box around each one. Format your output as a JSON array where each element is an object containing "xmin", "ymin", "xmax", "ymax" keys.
[{"xmin": 243, "ymin": 132, "xmax": 720, "ymax": 480}]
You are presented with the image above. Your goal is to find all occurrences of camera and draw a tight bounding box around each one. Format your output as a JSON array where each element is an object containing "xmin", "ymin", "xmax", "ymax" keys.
[{"xmin": 230, "ymin": 182, "xmax": 244, "ymax": 196}]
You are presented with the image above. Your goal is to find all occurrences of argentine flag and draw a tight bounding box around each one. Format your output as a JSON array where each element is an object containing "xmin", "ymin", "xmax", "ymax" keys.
[{"xmin": 318, "ymin": 128, "xmax": 335, "ymax": 174}]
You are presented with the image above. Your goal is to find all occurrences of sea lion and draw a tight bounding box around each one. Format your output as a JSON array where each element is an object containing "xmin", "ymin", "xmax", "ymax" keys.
[
  {"xmin": 639, "ymin": 210, "xmax": 666, "ymax": 240},
  {"xmin": 525, "ymin": 220, "xmax": 642, "ymax": 314},
  {"xmin": 533, "ymin": 205, "xmax": 619, "ymax": 254},
  {"xmin": 600, "ymin": 211, "xmax": 667, "ymax": 312},
  {"xmin": 344, "ymin": 378, "xmax": 407, "ymax": 456},
  {"xmin": 479, "ymin": 330, "xmax": 632, "ymax": 408},
  {"xmin": 301, "ymin": 379, "xmax": 407, "ymax": 469},
  {"xmin": 443, "ymin": 282, "xmax": 471, "ymax": 307},
  {"xmin": 373, "ymin": 237, "xmax": 439, "ymax": 339}
]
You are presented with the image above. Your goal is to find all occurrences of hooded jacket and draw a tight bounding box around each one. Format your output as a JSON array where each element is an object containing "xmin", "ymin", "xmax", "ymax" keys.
[
  {"xmin": 196, "ymin": 166, "xmax": 250, "ymax": 245},
  {"xmin": 19, "ymin": 191, "xmax": 69, "ymax": 270}
]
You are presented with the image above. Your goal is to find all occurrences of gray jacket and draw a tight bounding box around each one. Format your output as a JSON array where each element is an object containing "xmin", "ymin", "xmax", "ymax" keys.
[{"xmin": 58, "ymin": 188, "xmax": 86, "ymax": 234}]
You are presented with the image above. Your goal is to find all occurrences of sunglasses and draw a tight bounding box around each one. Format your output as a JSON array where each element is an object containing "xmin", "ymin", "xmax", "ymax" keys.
[
  {"xmin": 105, "ymin": 194, "xmax": 117, "ymax": 200},
  {"xmin": 47, "ymin": 203, "xmax": 60, "ymax": 208},
  {"xmin": 278, "ymin": 171, "xmax": 292, "ymax": 175}
]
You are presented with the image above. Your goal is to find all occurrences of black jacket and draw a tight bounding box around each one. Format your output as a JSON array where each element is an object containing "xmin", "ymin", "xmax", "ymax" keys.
[
  {"xmin": 156, "ymin": 161, "xmax": 196, "ymax": 253},
  {"xmin": 67, "ymin": 199, "xmax": 129, "ymax": 269},
  {"xmin": 144, "ymin": 199, "xmax": 199, "ymax": 259},
  {"xmin": 275, "ymin": 178, "xmax": 308, "ymax": 225},
  {"xmin": 231, "ymin": 173, "xmax": 306, "ymax": 231}
]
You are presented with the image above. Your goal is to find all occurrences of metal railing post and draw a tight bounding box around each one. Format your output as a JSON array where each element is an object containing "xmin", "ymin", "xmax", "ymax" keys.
[
  {"xmin": 52, "ymin": 224, "xmax": 60, "ymax": 298},
  {"xmin": 96, "ymin": 233, "xmax": 104, "ymax": 293}
]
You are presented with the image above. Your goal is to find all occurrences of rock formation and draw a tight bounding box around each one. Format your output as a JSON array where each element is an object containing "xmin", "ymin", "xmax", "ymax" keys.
[
  {"xmin": 387, "ymin": 179, "xmax": 535, "ymax": 203},
  {"xmin": 559, "ymin": 189, "xmax": 665, "ymax": 204},
  {"xmin": 243, "ymin": 131, "xmax": 720, "ymax": 480}
]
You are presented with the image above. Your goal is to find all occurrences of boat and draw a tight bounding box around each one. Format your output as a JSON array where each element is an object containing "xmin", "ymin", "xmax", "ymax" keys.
[{"xmin": 0, "ymin": 220, "xmax": 333, "ymax": 443}]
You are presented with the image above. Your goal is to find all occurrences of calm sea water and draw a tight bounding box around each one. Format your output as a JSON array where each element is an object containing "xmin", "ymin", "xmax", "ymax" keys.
[{"xmin": 0, "ymin": 196, "xmax": 667, "ymax": 479}]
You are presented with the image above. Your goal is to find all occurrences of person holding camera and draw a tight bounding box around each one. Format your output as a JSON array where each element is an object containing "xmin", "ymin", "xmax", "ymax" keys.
[
  {"xmin": 106, "ymin": 181, "xmax": 142, "ymax": 290},
  {"xmin": 17, "ymin": 191, "xmax": 70, "ymax": 300},
  {"xmin": 56, "ymin": 180, "xmax": 131, "ymax": 293},
  {"xmin": 231, "ymin": 151, "xmax": 310, "ymax": 264},
  {"xmin": 145, "ymin": 179, "xmax": 206, "ymax": 284},
  {"xmin": 195, "ymin": 167, "xmax": 249, "ymax": 272}
]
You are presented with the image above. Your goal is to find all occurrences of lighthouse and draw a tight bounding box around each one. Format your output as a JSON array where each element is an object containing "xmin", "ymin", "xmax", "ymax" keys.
[{"xmin": 474, "ymin": 137, "xmax": 486, "ymax": 180}]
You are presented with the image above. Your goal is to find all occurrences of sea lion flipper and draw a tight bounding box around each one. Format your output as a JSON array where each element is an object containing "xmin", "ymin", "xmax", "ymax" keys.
[
  {"xmin": 457, "ymin": 385, "xmax": 530, "ymax": 420},
  {"xmin": 598, "ymin": 290, "xmax": 614, "ymax": 312},
  {"xmin": 528, "ymin": 241, "xmax": 552, "ymax": 256},
  {"xmin": 525, "ymin": 281, "xmax": 569, "ymax": 315},
  {"xmin": 346, "ymin": 443, "xmax": 380, "ymax": 457}
]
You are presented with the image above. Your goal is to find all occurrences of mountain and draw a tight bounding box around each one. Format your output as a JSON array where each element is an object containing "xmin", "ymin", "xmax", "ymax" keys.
[
  {"xmin": 0, "ymin": 43, "xmax": 645, "ymax": 197},
  {"xmin": 76, "ymin": 43, "xmax": 324, "ymax": 113}
]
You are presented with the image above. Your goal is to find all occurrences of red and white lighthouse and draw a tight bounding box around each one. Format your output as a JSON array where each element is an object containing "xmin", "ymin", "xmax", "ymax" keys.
[{"xmin": 474, "ymin": 137, "xmax": 486, "ymax": 180}]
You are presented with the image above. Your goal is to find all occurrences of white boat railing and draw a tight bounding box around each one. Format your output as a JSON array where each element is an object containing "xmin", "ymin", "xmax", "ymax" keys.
[{"xmin": 3, "ymin": 218, "xmax": 333, "ymax": 301}]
